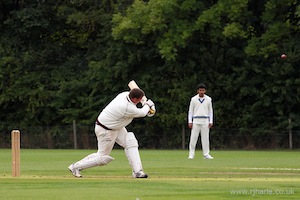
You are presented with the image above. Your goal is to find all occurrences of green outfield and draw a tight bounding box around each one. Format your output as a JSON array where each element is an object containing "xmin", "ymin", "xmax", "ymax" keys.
[{"xmin": 0, "ymin": 149, "xmax": 299, "ymax": 200}]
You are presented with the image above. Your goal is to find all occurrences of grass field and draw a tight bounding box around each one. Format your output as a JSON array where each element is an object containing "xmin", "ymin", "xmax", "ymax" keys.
[{"xmin": 0, "ymin": 149, "xmax": 299, "ymax": 200}]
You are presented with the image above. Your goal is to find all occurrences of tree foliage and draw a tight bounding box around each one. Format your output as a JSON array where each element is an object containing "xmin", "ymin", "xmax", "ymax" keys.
[{"xmin": 0, "ymin": 0, "xmax": 299, "ymax": 148}]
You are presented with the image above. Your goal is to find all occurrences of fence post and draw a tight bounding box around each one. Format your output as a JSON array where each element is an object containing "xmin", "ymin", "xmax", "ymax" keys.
[
  {"xmin": 288, "ymin": 118, "xmax": 293, "ymax": 149},
  {"xmin": 73, "ymin": 120, "xmax": 78, "ymax": 149},
  {"xmin": 182, "ymin": 124, "xmax": 185, "ymax": 149}
]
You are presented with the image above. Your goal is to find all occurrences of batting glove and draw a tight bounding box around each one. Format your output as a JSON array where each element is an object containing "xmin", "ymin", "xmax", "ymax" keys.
[
  {"xmin": 145, "ymin": 99, "xmax": 154, "ymax": 108},
  {"xmin": 147, "ymin": 105, "xmax": 156, "ymax": 117}
]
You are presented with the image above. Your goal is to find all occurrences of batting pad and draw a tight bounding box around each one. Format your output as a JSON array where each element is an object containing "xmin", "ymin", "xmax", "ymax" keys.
[
  {"xmin": 73, "ymin": 153, "xmax": 114, "ymax": 170},
  {"xmin": 125, "ymin": 132, "xmax": 138, "ymax": 148},
  {"xmin": 125, "ymin": 132, "xmax": 143, "ymax": 173}
]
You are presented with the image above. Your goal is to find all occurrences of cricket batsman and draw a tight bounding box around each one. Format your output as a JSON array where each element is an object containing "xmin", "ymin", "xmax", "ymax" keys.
[{"xmin": 68, "ymin": 88, "xmax": 155, "ymax": 178}]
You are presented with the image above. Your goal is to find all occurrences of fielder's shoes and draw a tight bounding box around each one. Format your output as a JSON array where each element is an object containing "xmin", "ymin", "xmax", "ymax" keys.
[
  {"xmin": 188, "ymin": 156, "xmax": 194, "ymax": 159},
  {"xmin": 68, "ymin": 164, "xmax": 82, "ymax": 178},
  {"xmin": 203, "ymin": 155, "xmax": 214, "ymax": 159},
  {"xmin": 133, "ymin": 170, "xmax": 148, "ymax": 178}
]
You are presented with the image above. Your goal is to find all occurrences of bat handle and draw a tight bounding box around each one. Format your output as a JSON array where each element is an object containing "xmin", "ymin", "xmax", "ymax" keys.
[{"xmin": 141, "ymin": 98, "xmax": 147, "ymax": 105}]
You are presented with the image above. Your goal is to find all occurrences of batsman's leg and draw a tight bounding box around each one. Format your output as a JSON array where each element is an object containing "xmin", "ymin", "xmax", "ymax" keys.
[
  {"xmin": 71, "ymin": 153, "xmax": 114, "ymax": 171},
  {"xmin": 117, "ymin": 130, "xmax": 148, "ymax": 178},
  {"xmin": 68, "ymin": 125, "xmax": 116, "ymax": 177}
]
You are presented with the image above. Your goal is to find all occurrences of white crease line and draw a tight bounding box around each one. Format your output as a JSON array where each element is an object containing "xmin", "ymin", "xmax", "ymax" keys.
[{"xmin": 240, "ymin": 167, "xmax": 300, "ymax": 171}]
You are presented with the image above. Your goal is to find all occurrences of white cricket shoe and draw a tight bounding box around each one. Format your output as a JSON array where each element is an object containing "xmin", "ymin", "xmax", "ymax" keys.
[
  {"xmin": 132, "ymin": 170, "xmax": 148, "ymax": 178},
  {"xmin": 68, "ymin": 164, "xmax": 82, "ymax": 178},
  {"xmin": 203, "ymin": 155, "xmax": 214, "ymax": 159},
  {"xmin": 188, "ymin": 156, "xmax": 194, "ymax": 159}
]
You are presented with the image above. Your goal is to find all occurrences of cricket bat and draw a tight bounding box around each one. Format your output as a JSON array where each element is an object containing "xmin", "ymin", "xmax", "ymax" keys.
[{"xmin": 128, "ymin": 80, "xmax": 155, "ymax": 115}]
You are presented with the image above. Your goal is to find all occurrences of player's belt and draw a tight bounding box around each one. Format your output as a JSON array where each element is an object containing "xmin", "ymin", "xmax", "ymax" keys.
[
  {"xmin": 95, "ymin": 119, "xmax": 112, "ymax": 130},
  {"xmin": 193, "ymin": 116, "xmax": 209, "ymax": 119}
]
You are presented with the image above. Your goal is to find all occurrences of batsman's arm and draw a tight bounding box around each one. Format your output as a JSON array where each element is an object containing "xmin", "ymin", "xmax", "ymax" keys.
[{"xmin": 128, "ymin": 80, "xmax": 155, "ymax": 116}]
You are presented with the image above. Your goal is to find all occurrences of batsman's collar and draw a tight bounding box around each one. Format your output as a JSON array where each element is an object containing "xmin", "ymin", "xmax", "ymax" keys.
[{"xmin": 126, "ymin": 95, "xmax": 134, "ymax": 104}]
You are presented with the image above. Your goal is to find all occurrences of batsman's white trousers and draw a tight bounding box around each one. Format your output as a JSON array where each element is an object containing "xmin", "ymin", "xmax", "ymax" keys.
[
  {"xmin": 95, "ymin": 125, "xmax": 143, "ymax": 173},
  {"xmin": 95, "ymin": 125, "xmax": 128, "ymax": 155},
  {"xmin": 189, "ymin": 123, "xmax": 210, "ymax": 157}
]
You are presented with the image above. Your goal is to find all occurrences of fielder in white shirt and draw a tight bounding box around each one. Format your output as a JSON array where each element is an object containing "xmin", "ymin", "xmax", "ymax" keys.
[
  {"xmin": 68, "ymin": 88, "xmax": 155, "ymax": 178},
  {"xmin": 188, "ymin": 83, "xmax": 214, "ymax": 159}
]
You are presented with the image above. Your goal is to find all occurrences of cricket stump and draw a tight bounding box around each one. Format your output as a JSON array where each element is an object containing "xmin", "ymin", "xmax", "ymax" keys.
[{"xmin": 11, "ymin": 130, "xmax": 20, "ymax": 177}]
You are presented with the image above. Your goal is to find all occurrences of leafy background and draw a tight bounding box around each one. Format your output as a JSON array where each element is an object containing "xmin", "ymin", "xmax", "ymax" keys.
[{"xmin": 0, "ymin": 0, "xmax": 299, "ymax": 149}]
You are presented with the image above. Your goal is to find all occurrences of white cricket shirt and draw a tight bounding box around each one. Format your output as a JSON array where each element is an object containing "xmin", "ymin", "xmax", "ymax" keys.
[
  {"xmin": 188, "ymin": 94, "xmax": 213, "ymax": 124},
  {"xmin": 97, "ymin": 91, "xmax": 149, "ymax": 130}
]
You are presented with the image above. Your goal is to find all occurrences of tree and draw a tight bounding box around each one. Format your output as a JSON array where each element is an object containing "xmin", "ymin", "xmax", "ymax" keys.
[{"xmin": 0, "ymin": 0, "xmax": 299, "ymax": 149}]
